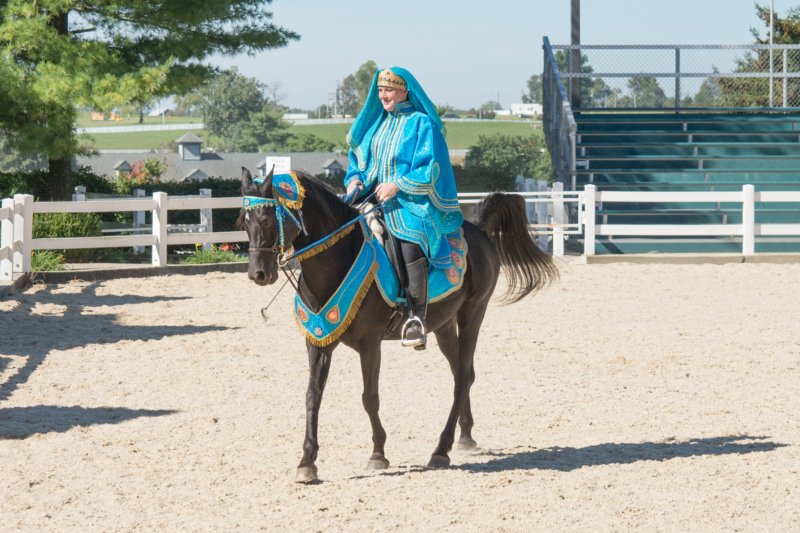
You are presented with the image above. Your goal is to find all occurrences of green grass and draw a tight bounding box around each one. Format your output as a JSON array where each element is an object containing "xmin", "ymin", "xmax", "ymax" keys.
[
  {"xmin": 289, "ymin": 123, "xmax": 351, "ymax": 150},
  {"xmin": 86, "ymin": 120, "xmax": 543, "ymax": 151},
  {"xmin": 442, "ymin": 121, "xmax": 542, "ymax": 148},
  {"xmin": 290, "ymin": 120, "xmax": 542, "ymax": 150},
  {"xmin": 31, "ymin": 250, "xmax": 65, "ymax": 271}
]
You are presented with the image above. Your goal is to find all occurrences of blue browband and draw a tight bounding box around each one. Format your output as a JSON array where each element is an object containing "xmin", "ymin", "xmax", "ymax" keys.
[{"xmin": 243, "ymin": 173, "xmax": 307, "ymax": 251}]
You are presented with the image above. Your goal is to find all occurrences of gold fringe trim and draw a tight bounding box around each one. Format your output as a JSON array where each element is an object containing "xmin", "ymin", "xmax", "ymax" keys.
[
  {"xmin": 292, "ymin": 223, "xmax": 356, "ymax": 263},
  {"xmin": 276, "ymin": 171, "xmax": 306, "ymax": 210},
  {"xmin": 296, "ymin": 261, "xmax": 379, "ymax": 347}
]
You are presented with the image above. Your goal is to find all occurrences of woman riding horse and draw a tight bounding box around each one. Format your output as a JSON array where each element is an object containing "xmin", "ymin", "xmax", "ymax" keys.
[
  {"xmin": 344, "ymin": 67, "xmax": 463, "ymax": 350},
  {"xmin": 240, "ymin": 164, "xmax": 558, "ymax": 482}
]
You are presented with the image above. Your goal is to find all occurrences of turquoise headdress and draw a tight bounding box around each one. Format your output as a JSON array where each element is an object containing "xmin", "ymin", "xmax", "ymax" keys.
[
  {"xmin": 243, "ymin": 172, "xmax": 306, "ymax": 250},
  {"xmin": 346, "ymin": 66, "xmax": 445, "ymax": 172}
]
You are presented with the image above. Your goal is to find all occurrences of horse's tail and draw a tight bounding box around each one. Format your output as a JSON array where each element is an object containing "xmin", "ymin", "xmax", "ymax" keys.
[{"xmin": 475, "ymin": 192, "xmax": 559, "ymax": 303}]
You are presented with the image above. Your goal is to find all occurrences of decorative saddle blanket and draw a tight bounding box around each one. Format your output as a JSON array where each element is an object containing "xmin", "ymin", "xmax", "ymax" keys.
[{"xmin": 294, "ymin": 221, "xmax": 468, "ymax": 346}]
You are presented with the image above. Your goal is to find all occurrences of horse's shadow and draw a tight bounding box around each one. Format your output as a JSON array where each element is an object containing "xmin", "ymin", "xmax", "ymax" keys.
[
  {"xmin": 455, "ymin": 435, "xmax": 787, "ymax": 473},
  {"xmin": 349, "ymin": 435, "xmax": 787, "ymax": 481},
  {"xmin": 0, "ymin": 405, "xmax": 177, "ymax": 439}
]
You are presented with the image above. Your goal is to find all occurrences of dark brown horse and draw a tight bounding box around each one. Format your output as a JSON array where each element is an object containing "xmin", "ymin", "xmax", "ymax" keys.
[{"xmin": 239, "ymin": 168, "xmax": 557, "ymax": 483}]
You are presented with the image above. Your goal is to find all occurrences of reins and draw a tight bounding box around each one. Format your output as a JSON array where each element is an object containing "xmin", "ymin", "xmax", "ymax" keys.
[
  {"xmin": 277, "ymin": 194, "xmax": 383, "ymax": 267},
  {"xmin": 256, "ymin": 191, "xmax": 383, "ymax": 321}
]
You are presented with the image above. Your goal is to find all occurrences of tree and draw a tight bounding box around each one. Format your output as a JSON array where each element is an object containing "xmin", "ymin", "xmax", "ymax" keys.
[
  {"xmin": 522, "ymin": 74, "xmax": 543, "ymax": 103},
  {"xmin": 463, "ymin": 132, "xmax": 552, "ymax": 190},
  {"xmin": 283, "ymin": 133, "xmax": 336, "ymax": 152},
  {"xmin": 338, "ymin": 74, "xmax": 359, "ymax": 117},
  {"xmin": 337, "ymin": 60, "xmax": 378, "ymax": 117},
  {"xmin": 0, "ymin": 1, "xmax": 298, "ymax": 199},
  {"xmin": 197, "ymin": 69, "xmax": 291, "ymax": 151},
  {"xmin": 717, "ymin": 4, "xmax": 800, "ymax": 107},
  {"xmin": 554, "ymin": 50, "xmax": 597, "ymax": 107},
  {"xmin": 693, "ymin": 73, "xmax": 723, "ymax": 107},
  {"xmin": 590, "ymin": 79, "xmax": 614, "ymax": 108},
  {"xmin": 200, "ymin": 69, "xmax": 266, "ymax": 140},
  {"xmin": 627, "ymin": 76, "xmax": 667, "ymax": 108}
]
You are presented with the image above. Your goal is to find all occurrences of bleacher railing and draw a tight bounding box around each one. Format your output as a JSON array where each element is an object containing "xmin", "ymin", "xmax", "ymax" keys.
[
  {"xmin": 551, "ymin": 43, "xmax": 800, "ymax": 110},
  {"xmin": 543, "ymin": 37, "xmax": 578, "ymax": 192}
]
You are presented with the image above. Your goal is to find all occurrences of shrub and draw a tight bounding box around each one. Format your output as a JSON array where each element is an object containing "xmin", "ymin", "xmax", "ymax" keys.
[
  {"xmin": 114, "ymin": 157, "xmax": 165, "ymax": 195},
  {"xmin": 1, "ymin": 166, "xmax": 112, "ymax": 198},
  {"xmin": 31, "ymin": 250, "xmax": 65, "ymax": 271},
  {"xmin": 182, "ymin": 245, "xmax": 246, "ymax": 264},
  {"xmin": 33, "ymin": 212, "xmax": 102, "ymax": 261}
]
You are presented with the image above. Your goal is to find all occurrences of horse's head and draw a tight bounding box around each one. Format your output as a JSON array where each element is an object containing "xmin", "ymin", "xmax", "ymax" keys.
[{"xmin": 239, "ymin": 167, "xmax": 303, "ymax": 286}]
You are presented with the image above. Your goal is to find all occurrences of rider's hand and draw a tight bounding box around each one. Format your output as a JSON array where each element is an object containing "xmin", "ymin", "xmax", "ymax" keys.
[
  {"xmin": 346, "ymin": 180, "xmax": 363, "ymax": 196},
  {"xmin": 375, "ymin": 182, "xmax": 399, "ymax": 202}
]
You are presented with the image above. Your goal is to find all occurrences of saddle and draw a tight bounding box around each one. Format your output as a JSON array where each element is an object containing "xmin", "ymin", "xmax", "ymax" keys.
[{"xmin": 293, "ymin": 200, "xmax": 467, "ymax": 347}]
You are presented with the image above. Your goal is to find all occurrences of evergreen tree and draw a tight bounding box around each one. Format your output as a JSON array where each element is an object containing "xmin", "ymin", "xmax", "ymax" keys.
[
  {"xmin": 0, "ymin": 0, "xmax": 298, "ymax": 199},
  {"xmin": 718, "ymin": 4, "xmax": 800, "ymax": 107}
]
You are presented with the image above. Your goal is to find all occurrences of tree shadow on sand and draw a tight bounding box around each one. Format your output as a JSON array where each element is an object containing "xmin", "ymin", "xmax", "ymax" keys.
[
  {"xmin": 456, "ymin": 435, "xmax": 788, "ymax": 473},
  {"xmin": 0, "ymin": 281, "xmax": 236, "ymax": 402},
  {"xmin": 0, "ymin": 405, "xmax": 177, "ymax": 439}
]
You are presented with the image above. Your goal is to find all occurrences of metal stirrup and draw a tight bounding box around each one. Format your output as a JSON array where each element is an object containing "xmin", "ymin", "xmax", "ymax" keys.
[{"xmin": 401, "ymin": 315, "xmax": 426, "ymax": 346}]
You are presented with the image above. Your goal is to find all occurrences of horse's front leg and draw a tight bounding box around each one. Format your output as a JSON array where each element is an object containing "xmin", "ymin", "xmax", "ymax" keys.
[
  {"xmin": 296, "ymin": 340, "xmax": 335, "ymax": 483},
  {"xmin": 358, "ymin": 340, "xmax": 389, "ymax": 470}
]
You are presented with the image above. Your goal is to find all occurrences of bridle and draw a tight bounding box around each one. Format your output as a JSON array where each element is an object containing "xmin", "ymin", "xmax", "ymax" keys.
[{"xmin": 242, "ymin": 173, "xmax": 384, "ymax": 320}]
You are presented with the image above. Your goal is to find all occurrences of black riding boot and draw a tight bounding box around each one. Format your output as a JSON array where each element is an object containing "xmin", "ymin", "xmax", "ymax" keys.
[{"xmin": 401, "ymin": 257, "xmax": 428, "ymax": 350}]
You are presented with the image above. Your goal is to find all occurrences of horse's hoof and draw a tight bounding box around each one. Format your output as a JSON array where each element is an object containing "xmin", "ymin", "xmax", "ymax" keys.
[
  {"xmin": 366, "ymin": 457, "xmax": 390, "ymax": 470},
  {"xmin": 427, "ymin": 454, "xmax": 451, "ymax": 468},
  {"xmin": 295, "ymin": 465, "xmax": 318, "ymax": 484},
  {"xmin": 455, "ymin": 437, "xmax": 478, "ymax": 451}
]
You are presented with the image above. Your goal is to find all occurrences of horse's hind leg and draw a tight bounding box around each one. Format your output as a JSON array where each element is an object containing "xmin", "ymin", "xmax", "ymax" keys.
[
  {"xmin": 359, "ymin": 341, "xmax": 389, "ymax": 470},
  {"xmin": 429, "ymin": 304, "xmax": 487, "ymax": 468},
  {"xmin": 296, "ymin": 342, "xmax": 334, "ymax": 483},
  {"xmin": 434, "ymin": 319, "xmax": 477, "ymax": 451}
]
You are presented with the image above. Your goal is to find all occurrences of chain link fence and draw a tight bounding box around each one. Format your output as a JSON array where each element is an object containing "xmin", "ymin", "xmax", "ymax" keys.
[{"xmin": 551, "ymin": 44, "xmax": 800, "ymax": 109}]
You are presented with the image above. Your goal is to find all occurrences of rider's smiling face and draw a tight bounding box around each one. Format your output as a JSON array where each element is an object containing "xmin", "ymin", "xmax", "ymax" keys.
[{"xmin": 378, "ymin": 86, "xmax": 408, "ymax": 112}]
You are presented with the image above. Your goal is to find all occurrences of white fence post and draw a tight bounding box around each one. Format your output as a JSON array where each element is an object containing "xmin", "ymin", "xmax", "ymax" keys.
[
  {"xmin": 552, "ymin": 182, "xmax": 565, "ymax": 257},
  {"xmin": 583, "ymin": 185, "xmax": 596, "ymax": 256},
  {"xmin": 742, "ymin": 184, "xmax": 755, "ymax": 256},
  {"xmin": 152, "ymin": 192, "xmax": 168, "ymax": 267},
  {"xmin": 199, "ymin": 188, "xmax": 213, "ymax": 251},
  {"xmin": 1, "ymin": 198, "xmax": 13, "ymax": 280},
  {"xmin": 133, "ymin": 188, "xmax": 145, "ymax": 254},
  {"xmin": 72, "ymin": 185, "xmax": 86, "ymax": 202},
  {"xmin": 14, "ymin": 194, "xmax": 33, "ymax": 273}
]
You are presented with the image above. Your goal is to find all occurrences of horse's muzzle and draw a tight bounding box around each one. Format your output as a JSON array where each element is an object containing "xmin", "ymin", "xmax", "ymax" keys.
[{"xmin": 248, "ymin": 266, "xmax": 278, "ymax": 286}]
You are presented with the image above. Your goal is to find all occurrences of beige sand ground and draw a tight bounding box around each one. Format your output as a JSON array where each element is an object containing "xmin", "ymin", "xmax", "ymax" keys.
[{"xmin": 1, "ymin": 259, "xmax": 799, "ymax": 531}]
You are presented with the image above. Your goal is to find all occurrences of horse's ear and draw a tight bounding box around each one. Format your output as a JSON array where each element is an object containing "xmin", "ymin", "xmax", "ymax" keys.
[{"xmin": 241, "ymin": 167, "xmax": 253, "ymax": 187}]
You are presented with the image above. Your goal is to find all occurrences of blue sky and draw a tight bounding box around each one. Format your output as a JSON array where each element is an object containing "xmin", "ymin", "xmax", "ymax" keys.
[{"xmin": 209, "ymin": 0, "xmax": 796, "ymax": 111}]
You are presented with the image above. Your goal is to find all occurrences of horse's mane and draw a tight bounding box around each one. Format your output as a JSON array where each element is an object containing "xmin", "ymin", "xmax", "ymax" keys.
[
  {"xmin": 236, "ymin": 171, "xmax": 357, "ymax": 230},
  {"xmin": 295, "ymin": 172, "xmax": 359, "ymax": 226}
]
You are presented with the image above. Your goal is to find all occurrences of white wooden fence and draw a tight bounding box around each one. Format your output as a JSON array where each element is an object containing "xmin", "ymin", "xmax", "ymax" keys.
[
  {"xmin": 582, "ymin": 184, "xmax": 800, "ymax": 256},
  {"xmin": 3, "ymin": 184, "xmax": 800, "ymax": 281},
  {"xmin": 0, "ymin": 192, "xmax": 246, "ymax": 280}
]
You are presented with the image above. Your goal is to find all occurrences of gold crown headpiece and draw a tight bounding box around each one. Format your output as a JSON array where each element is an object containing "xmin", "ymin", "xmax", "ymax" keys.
[{"xmin": 376, "ymin": 69, "xmax": 407, "ymax": 90}]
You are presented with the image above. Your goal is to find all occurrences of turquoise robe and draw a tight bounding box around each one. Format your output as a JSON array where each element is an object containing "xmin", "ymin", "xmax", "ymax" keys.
[{"xmin": 344, "ymin": 100, "xmax": 464, "ymax": 270}]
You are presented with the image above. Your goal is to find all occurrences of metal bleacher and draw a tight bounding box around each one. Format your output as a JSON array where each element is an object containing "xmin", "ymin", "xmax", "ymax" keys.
[
  {"xmin": 574, "ymin": 111, "xmax": 800, "ymax": 252},
  {"xmin": 543, "ymin": 38, "xmax": 800, "ymax": 253}
]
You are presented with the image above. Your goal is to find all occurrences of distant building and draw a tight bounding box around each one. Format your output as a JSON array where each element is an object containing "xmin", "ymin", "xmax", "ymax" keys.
[
  {"xmin": 282, "ymin": 113, "xmax": 309, "ymax": 121},
  {"xmin": 323, "ymin": 158, "xmax": 344, "ymax": 178},
  {"xmin": 76, "ymin": 133, "xmax": 349, "ymax": 183},
  {"xmin": 510, "ymin": 103, "xmax": 543, "ymax": 117}
]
